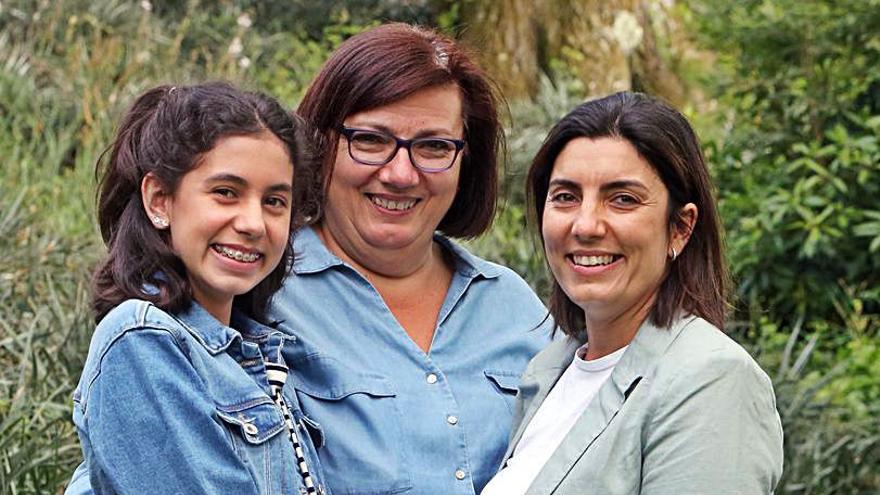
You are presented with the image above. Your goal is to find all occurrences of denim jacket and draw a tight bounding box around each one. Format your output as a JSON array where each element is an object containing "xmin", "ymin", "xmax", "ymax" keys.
[{"xmin": 66, "ymin": 299, "xmax": 329, "ymax": 495}]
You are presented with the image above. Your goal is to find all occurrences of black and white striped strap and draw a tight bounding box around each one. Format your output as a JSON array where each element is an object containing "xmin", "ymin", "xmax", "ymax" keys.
[{"xmin": 265, "ymin": 361, "xmax": 318, "ymax": 494}]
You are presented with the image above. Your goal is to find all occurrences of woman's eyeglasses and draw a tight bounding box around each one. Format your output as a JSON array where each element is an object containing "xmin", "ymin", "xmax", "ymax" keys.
[{"xmin": 338, "ymin": 126, "xmax": 465, "ymax": 173}]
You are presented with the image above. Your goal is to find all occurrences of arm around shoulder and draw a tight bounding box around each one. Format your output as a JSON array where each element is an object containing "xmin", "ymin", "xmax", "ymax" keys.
[{"xmin": 641, "ymin": 346, "xmax": 784, "ymax": 495}]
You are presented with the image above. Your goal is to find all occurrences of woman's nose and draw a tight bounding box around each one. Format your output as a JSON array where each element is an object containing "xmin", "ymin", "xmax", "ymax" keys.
[
  {"xmin": 378, "ymin": 147, "xmax": 420, "ymax": 188},
  {"xmin": 570, "ymin": 203, "xmax": 607, "ymax": 241}
]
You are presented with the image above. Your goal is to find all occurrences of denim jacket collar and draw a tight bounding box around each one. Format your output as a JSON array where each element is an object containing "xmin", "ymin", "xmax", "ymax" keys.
[
  {"xmin": 171, "ymin": 301, "xmax": 290, "ymax": 358},
  {"xmin": 291, "ymin": 225, "xmax": 501, "ymax": 280}
]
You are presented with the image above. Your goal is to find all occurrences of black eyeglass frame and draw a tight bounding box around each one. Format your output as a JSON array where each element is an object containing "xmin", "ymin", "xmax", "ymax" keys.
[{"xmin": 338, "ymin": 125, "xmax": 466, "ymax": 173}]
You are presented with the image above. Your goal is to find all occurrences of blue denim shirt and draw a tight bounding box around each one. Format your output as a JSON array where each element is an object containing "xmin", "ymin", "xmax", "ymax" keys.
[
  {"xmin": 268, "ymin": 227, "xmax": 552, "ymax": 495},
  {"xmin": 66, "ymin": 299, "xmax": 329, "ymax": 495}
]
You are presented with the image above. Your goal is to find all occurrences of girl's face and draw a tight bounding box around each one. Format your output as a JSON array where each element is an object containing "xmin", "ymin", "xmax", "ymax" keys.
[{"xmin": 145, "ymin": 131, "xmax": 294, "ymax": 323}]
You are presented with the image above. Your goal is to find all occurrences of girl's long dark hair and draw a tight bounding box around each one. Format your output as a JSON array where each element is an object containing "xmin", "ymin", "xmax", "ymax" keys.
[{"xmin": 92, "ymin": 82, "xmax": 312, "ymax": 323}]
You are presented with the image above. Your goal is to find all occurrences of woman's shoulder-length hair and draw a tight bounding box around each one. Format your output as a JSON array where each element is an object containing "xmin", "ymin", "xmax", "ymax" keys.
[
  {"xmin": 297, "ymin": 22, "xmax": 505, "ymax": 239},
  {"xmin": 527, "ymin": 91, "xmax": 729, "ymax": 337}
]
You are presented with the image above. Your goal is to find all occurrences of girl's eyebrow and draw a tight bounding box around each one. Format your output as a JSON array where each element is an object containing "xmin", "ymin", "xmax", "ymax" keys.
[
  {"xmin": 205, "ymin": 173, "xmax": 292, "ymax": 194},
  {"xmin": 266, "ymin": 183, "xmax": 293, "ymax": 194},
  {"xmin": 205, "ymin": 173, "xmax": 247, "ymax": 186}
]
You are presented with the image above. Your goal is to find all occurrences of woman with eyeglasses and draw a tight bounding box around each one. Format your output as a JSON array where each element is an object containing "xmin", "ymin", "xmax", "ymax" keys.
[{"xmin": 267, "ymin": 23, "xmax": 552, "ymax": 495}]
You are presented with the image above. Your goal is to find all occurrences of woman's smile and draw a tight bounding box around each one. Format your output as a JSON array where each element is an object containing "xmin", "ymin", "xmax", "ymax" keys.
[
  {"xmin": 365, "ymin": 193, "xmax": 420, "ymax": 214},
  {"xmin": 567, "ymin": 251, "xmax": 624, "ymax": 275},
  {"xmin": 542, "ymin": 136, "xmax": 673, "ymax": 324}
]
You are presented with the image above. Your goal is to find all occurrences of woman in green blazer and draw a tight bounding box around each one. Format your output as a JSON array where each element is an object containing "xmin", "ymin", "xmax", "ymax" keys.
[{"xmin": 482, "ymin": 92, "xmax": 784, "ymax": 495}]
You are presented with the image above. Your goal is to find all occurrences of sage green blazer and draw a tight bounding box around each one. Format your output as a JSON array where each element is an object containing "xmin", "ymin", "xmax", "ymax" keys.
[{"xmin": 501, "ymin": 315, "xmax": 784, "ymax": 495}]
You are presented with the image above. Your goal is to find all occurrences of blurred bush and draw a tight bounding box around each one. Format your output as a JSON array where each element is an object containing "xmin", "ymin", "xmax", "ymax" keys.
[{"xmin": 688, "ymin": 0, "xmax": 880, "ymax": 490}]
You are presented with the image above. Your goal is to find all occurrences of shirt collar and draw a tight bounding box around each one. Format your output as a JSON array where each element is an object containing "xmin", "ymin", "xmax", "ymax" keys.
[
  {"xmin": 291, "ymin": 225, "xmax": 502, "ymax": 280},
  {"xmin": 173, "ymin": 300, "xmax": 280, "ymax": 355}
]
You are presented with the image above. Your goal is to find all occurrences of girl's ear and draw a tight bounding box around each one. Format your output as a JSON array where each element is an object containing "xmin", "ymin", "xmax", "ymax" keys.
[
  {"xmin": 141, "ymin": 172, "xmax": 171, "ymax": 229},
  {"xmin": 669, "ymin": 203, "xmax": 697, "ymax": 258}
]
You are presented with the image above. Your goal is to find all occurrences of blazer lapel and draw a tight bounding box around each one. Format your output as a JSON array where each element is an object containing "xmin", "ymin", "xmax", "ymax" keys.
[
  {"xmin": 524, "ymin": 315, "xmax": 697, "ymax": 495},
  {"xmin": 524, "ymin": 366, "xmax": 630, "ymax": 495}
]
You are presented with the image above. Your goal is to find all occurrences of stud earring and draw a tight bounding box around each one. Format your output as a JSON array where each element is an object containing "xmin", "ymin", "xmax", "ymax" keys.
[
  {"xmin": 151, "ymin": 215, "xmax": 169, "ymax": 228},
  {"xmin": 670, "ymin": 248, "xmax": 678, "ymax": 261}
]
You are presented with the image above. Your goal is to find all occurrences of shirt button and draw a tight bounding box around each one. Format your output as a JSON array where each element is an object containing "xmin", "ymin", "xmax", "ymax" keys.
[
  {"xmin": 446, "ymin": 415, "xmax": 458, "ymax": 425},
  {"xmin": 455, "ymin": 469, "xmax": 466, "ymax": 480},
  {"xmin": 243, "ymin": 423, "xmax": 259, "ymax": 435},
  {"xmin": 426, "ymin": 373, "xmax": 438, "ymax": 384}
]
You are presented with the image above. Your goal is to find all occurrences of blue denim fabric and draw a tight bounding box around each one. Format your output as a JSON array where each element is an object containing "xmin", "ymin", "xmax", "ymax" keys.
[
  {"xmin": 66, "ymin": 299, "xmax": 329, "ymax": 495},
  {"xmin": 268, "ymin": 227, "xmax": 553, "ymax": 495}
]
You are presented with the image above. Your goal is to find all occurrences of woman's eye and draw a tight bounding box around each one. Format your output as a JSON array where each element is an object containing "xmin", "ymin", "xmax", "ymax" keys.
[
  {"xmin": 549, "ymin": 192, "xmax": 577, "ymax": 203},
  {"xmin": 352, "ymin": 132, "xmax": 391, "ymax": 147},
  {"xmin": 418, "ymin": 139, "xmax": 454, "ymax": 152},
  {"xmin": 611, "ymin": 194, "xmax": 639, "ymax": 206}
]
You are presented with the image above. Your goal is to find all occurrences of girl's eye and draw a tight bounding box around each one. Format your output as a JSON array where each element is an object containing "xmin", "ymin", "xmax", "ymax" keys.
[
  {"xmin": 265, "ymin": 196, "xmax": 288, "ymax": 208},
  {"xmin": 213, "ymin": 188, "xmax": 236, "ymax": 198}
]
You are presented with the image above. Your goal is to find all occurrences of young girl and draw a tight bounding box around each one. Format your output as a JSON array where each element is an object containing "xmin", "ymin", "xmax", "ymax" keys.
[{"xmin": 66, "ymin": 82, "xmax": 328, "ymax": 495}]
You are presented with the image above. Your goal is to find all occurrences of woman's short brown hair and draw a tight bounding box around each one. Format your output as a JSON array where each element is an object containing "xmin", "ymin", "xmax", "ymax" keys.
[
  {"xmin": 297, "ymin": 23, "xmax": 504, "ymax": 238},
  {"xmin": 527, "ymin": 92, "xmax": 729, "ymax": 337}
]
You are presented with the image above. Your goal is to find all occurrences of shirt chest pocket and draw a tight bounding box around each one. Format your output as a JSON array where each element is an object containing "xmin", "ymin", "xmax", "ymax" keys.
[
  {"xmin": 291, "ymin": 354, "xmax": 412, "ymax": 495},
  {"xmin": 216, "ymin": 399, "xmax": 295, "ymax": 493},
  {"xmin": 484, "ymin": 369, "xmax": 521, "ymax": 413}
]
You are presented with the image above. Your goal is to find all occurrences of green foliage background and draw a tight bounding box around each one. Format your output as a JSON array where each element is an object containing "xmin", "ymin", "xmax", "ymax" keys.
[{"xmin": 1, "ymin": 0, "xmax": 878, "ymax": 493}]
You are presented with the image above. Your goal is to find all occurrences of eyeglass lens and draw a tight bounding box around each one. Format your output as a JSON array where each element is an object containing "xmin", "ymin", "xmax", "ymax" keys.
[{"xmin": 348, "ymin": 130, "xmax": 458, "ymax": 170}]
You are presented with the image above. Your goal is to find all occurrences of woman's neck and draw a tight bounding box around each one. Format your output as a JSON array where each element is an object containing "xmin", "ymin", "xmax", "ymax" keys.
[
  {"xmin": 582, "ymin": 295, "xmax": 655, "ymax": 361},
  {"xmin": 315, "ymin": 224, "xmax": 454, "ymax": 353},
  {"xmin": 315, "ymin": 223, "xmax": 439, "ymax": 281}
]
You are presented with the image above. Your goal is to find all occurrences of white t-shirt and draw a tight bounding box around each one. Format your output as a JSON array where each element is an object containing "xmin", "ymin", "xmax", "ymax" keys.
[{"xmin": 481, "ymin": 343, "xmax": 627, "ymax": 495}]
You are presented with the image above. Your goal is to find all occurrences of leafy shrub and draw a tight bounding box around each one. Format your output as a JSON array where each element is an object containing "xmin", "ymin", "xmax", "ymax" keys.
[{"xmin": 688, "ymin": 0, "xmax": 880, "ymax": 491}]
